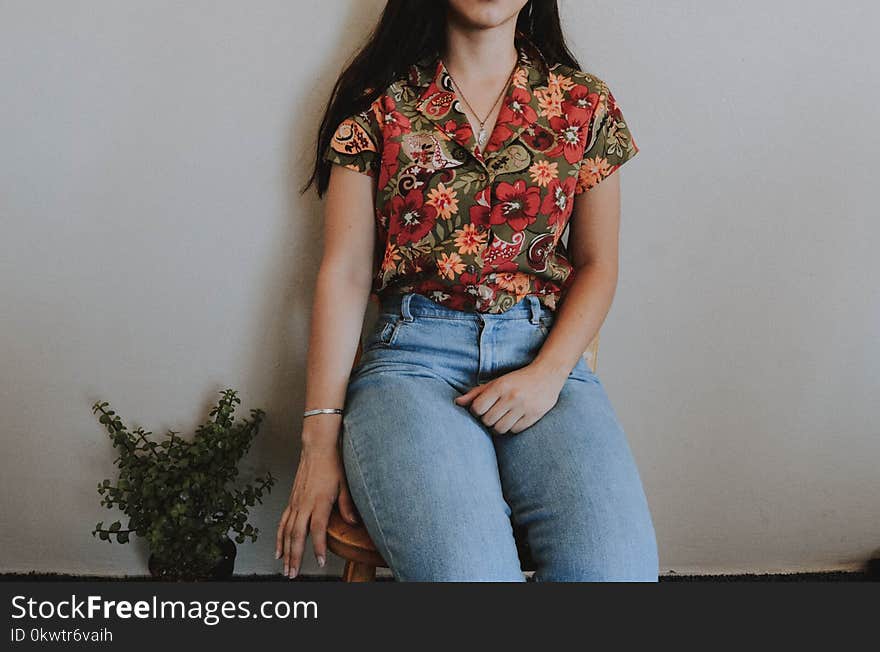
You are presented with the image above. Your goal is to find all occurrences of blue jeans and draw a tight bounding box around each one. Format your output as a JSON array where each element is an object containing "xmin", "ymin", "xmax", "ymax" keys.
[{"xmin": 341, "ymin": 291, "xmax": 659, "ymax": 582}]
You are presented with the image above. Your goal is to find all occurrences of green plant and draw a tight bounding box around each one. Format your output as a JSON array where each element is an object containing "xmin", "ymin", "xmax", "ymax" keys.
[{"xmin": 92, "ymin": 388, "xmax": 275, "ymax": 579}]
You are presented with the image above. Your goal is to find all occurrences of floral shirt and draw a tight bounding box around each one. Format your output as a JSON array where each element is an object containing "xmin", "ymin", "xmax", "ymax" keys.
[{"xmin": 323, "ymin": 36, "xmax": 639, "ymax": 314}]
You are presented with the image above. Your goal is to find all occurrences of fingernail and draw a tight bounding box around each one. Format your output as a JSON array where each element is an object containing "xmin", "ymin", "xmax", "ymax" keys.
[
  {"xmin": 282, "ymin": 564, "xmax": 288, "ymax": 576},
  {"xmin": 274, "ymin": 551, "xmax": 280, "ymax": 560},
  {"xmin": 289, "ymin": 567, "xmax": 298, "ymax": 579},
  {"xmin": 317, "ymin": 555, "xmax": 325, "ymax": 568}
]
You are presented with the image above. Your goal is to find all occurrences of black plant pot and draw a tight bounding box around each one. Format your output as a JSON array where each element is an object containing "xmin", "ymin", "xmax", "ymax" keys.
[{"xmin": 148, "ymin": 537, "xmax": 237, "ymax": 581}]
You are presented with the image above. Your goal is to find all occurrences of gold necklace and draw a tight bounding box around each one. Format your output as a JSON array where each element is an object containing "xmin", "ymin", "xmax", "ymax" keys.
[{"xmin": 444, "ymin": 59, "xmax": 518, "ymax": 148}]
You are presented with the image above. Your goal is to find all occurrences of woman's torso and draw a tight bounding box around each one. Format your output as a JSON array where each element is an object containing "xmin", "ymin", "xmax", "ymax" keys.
[{"xmin": 324, "ymin": 35, "xmax": 639, "ymax": 314}]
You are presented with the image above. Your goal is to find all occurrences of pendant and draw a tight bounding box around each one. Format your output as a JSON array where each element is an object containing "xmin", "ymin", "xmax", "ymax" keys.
[{"xmin": 477, "ymin": 126, "xmax": 487, "ymax": 147}]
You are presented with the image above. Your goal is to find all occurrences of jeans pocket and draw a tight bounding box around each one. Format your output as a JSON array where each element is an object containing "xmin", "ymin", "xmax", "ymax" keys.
[
  {"xmin": 365, "ymin": 315, "xmax": 405, "ymax": 350},
  {"xmin": 537, "ymin": 314, "xmax": 555, "ymax": 337}
]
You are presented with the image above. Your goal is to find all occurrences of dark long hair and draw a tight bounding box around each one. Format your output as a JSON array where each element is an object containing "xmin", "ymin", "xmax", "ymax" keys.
[{"xmin": 303, "ymin": 0, "xmax": 581, "ymax": 197}]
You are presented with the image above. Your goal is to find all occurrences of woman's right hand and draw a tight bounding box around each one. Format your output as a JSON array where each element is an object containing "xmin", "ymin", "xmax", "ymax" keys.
[{"xmin": 275, "ymin": 419, "xmax": 360, "ymax": 578}]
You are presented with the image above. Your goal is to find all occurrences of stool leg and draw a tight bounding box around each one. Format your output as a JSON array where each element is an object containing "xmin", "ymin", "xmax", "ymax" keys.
[{"xmin": 342, "ymin": 560, "xmax": 377, "ymax": 582}]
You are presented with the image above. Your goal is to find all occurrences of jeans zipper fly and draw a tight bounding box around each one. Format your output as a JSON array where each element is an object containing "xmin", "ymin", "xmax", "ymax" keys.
[{"xmin": 476, "ymin": 314, "xmax": 485, "ymax": 382}]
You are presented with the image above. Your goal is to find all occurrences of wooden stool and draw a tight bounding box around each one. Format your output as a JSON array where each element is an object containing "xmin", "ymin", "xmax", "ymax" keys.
[
  {"xmin": 326, "ymin": 506, "xmax": 386, "ymax": 581},
  {"xmin": 327, "ymin": 295, "xmax": 601, "ymax": 581}
]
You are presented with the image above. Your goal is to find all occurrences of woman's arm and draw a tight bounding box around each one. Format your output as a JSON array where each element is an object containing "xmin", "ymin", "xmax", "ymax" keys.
[
  {"xmin": 453, "ymin": 172, "xmax": 622, "ymax": 434},
  {"xmin": 275, "ymin": 164, "xmax": 376, "ymax": 578}
]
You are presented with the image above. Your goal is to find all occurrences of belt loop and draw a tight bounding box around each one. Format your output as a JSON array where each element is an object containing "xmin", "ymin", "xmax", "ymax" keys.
[
  {"xmin": 400, "ymin": 293, "xmax": 415, "ymax": 322},
  {"xmin": 526, "ymin": 295, "xmax": 541, "ymax": 324}
]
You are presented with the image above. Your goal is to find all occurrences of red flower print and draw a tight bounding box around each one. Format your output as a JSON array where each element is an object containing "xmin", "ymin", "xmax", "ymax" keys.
[
  {"xmin": 441, "ymin": 119, "xmax": 473, "ymax": 145},
  {"xmin": 378, "ymin": 140, "xmax": 401, "ymax": 189},
  {"xmin": 540, "ymin": 176, "xmax": 577, "ymax": 228},
  {"xmin": 441, "ymin": 288, "xmax": 476, "ymax": 311},
  {"xmin": 411, "ymin": 277, "xmax": 473, "ymax": 310},
  {"xmin": 458, "ymin": 270, "xmax": 481, "ymax": 286},
  {"xmin": 468, "ymin": 187, "xmax": 492, "ymax": 229},
  {"xmin": 449, "ymin": 271, "xmax": 484, "ymax": 309},
  {"xmin": 486, "ymin": 256, "xmax": 518, "ymax": 274},
  {"xmin": 548, "ymin": 113, "xmax": 589, "ymax": 164},
  {"xmin": 412, "ymin": 278, "xmax": 447, "ymax": 296},
  {"xmin": 518, "ymin": 123, "xmax": 556, "ymax": 152},
  {"xmin": 484, "ymin": 88, "xmax": 538, "ymax": 152},
  {"xmin": 388, "ymin": 188, "xmax": 438, "ymax": 245},
  {"xmin": 497, "ymin": 87, "xmax": 537, "ymax": 128},
  {"xmin": 485, "ymin": 125, "xmax": 512, "ymax": 153},
  {"xmin": 409, "ymin": 278, "xmax": 439, "ymax": 293},
  {"xmin": 490, "ymin": 180, "xmax": 541, "ymax": 232},
  {"xmin": 377, "ymin": 96, "xmax": 411, "ymax": 139},
  {"xmin": 562, "ymin": 85, "xmax": 599, "ymax": 121}
]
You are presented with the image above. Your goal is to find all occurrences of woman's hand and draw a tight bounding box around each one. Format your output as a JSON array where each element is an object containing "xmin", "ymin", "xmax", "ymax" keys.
[
  {"xmin": 275, "ymin": 420, "xmax": 359, "ymax": 578},
  {"xmin": 453, "ymin": 360, "xmax": 570, "ymax": 435}
]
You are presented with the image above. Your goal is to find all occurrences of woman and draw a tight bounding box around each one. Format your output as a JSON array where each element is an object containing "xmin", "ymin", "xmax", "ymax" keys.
[{"xmin": 276, "ymin": 0, "xmax": 659, "ymax": 581}]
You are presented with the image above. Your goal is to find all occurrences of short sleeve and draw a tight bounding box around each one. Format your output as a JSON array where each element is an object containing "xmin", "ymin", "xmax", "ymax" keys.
[
  {"xmin": 575, "ymin": 85, "xmax": 640, "ymax": 194},
  {"xmin": 322, "ymin": 104, "xmax": 382, "ymax": 178}
]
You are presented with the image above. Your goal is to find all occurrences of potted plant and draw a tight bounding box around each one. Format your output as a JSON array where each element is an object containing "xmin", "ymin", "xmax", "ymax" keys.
[{"xmin": 92, "ymin": 388, "xmax": 275, "ymax": 580}]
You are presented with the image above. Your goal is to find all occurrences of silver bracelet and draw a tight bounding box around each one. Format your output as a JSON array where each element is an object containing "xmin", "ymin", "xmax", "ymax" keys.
[{"xmin": 303, "ymin": 408, "xmax": 344, "ymax": 418}]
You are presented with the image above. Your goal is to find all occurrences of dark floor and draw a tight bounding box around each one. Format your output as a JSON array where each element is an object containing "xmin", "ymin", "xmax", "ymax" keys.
[{"xmin": 1, "ymin": 570, "xmax": 875, "ymax": 582}]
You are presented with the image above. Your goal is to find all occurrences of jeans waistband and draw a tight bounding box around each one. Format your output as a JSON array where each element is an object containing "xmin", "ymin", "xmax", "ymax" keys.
[{"xmin": 378, "ymin": 291, "xmax": 549, "ymax": 325}]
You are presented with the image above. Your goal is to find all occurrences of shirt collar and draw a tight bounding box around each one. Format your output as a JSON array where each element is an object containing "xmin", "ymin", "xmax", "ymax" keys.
[{"xmin": 408, "ymin": 33, "xmax": 551, "ymax": 165}]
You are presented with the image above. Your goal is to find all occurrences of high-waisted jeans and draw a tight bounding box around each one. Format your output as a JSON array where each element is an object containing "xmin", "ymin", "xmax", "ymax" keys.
[{"xmin": 341, "ymin": 291, "xmax": 659, "ymax": 582}]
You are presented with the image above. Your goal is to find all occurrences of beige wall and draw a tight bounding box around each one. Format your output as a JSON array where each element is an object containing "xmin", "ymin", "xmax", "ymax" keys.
[{"xmin": 1, "ymin": 0, "xmax": 878, "ymax": 577}]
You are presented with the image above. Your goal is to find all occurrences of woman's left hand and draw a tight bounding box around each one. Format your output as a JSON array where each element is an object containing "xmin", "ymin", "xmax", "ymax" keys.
[{"xmin": 453, "ymin": 361, "xmax": 569, "ymax": 435}]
